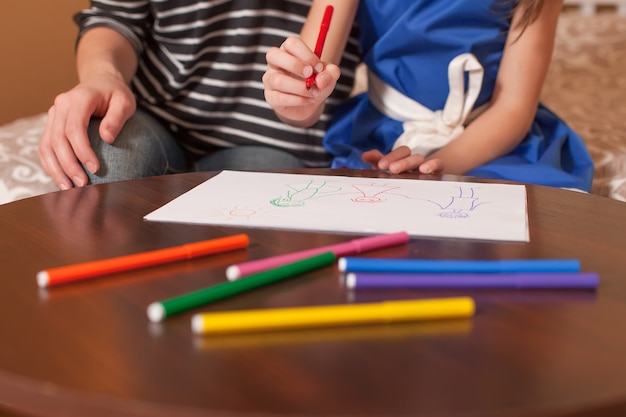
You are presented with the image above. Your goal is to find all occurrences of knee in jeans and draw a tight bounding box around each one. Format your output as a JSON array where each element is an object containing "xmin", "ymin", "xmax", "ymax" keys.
[{"xmin": 85, "ymin": 112, "xmax": 185, "ymax": 183}]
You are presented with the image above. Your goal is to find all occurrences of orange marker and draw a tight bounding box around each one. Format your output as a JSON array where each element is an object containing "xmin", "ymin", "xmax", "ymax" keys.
[
  {"xmin": 37, "ymin": 234, "xmax": 250, "ymax": 288},
  {"xmin": 305, "ymin": 5, "xmax": 334, "ymax": 90}
]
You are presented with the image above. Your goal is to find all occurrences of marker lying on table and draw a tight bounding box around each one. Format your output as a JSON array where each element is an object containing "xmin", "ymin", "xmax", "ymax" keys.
[
  {"xmin": 226, "ymin": 231, "xmax": 409, "ymax": 280},
  {"xmin": 191, "ymin": 296, "xmax": 475, "ymax": 335},
  {"xmin": 345, "ymin": 272, "xmax": 600, "ymax": 290},
  {"xmin": 338, "ymin": 258, "xmax": 581, "ymax": 274},
  {"xmin": 37, "ymin": 234, "xmax": 250, "ymax": 288},
  {"xmin": 305, "ymin": 5, "xmax": 334, "ymax": 90},
  {"xmin": 147, "ymin": 251, "xmax": 336, "ymax": 323}
]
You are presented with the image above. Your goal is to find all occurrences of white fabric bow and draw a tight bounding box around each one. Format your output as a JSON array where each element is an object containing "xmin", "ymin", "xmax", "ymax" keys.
[{"xmin": 368, "ymin": 53, "xmax": 485, "ymax": 156}]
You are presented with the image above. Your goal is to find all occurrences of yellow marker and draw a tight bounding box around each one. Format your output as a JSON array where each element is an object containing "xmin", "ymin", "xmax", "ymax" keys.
[{"xmin": 191, "ymin": 297, "xmax": 475, "ymax": 335}]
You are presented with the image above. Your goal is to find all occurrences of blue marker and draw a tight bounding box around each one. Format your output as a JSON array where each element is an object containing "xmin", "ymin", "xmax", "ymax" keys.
[{"xmin": 338, "ymin": 258, "xmax": 581, "ymax": 274}]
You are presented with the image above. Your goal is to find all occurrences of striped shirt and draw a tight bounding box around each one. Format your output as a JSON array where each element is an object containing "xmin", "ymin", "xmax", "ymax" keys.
[{"xmin": 75, "ymin": 0, "xmax": 361, "ymax": 167}]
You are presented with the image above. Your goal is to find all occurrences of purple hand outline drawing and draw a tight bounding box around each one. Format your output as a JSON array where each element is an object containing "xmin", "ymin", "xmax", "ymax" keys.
[{"xmin": 428, "ymin": 186, "xmax": 488, "ymax": 218}]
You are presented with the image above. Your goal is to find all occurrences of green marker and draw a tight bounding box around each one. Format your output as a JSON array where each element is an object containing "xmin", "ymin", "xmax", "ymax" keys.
[{"xmin": 147, "ymin": 251, "xmax": 337, "ymax": 322}]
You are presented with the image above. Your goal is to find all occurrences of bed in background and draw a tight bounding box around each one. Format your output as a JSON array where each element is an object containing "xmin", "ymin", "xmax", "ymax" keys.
[
  {"xmin": 0, "ymin": 114, "xmax": 54, "ymax": 204},
  {"xmin": 541, "ymin": 9, "xmax": 626, "ymax": 201},
  {"xmin": 1, "ymin": 8, "xmax": 625, "ymax": 204}
]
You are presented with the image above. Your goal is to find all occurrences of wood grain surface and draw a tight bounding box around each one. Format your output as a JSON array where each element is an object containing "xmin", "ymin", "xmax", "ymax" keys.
[{"xmin": 0, "ymin": 169, "xmax": 625, "ymax": 417}]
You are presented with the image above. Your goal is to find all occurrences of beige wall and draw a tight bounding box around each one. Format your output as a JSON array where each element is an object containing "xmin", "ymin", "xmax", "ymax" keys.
[{"xmin": 0, "ymin": 1, "xmax": 89, "ymax": 125}]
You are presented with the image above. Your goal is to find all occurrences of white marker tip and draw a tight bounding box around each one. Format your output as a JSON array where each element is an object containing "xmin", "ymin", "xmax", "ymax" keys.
[
  {"xmin": 36, "ymin": 271, "xmax": 49, "ymax": 288},
  {"xmin": 337, "ymin": 257, "xmax": 347, "ymax": 272},
  {"xmin": 345, "ymin": 273, "xmax": 357, "ymax": 289},
  {"xmin": 225, "ymin": 265, "xmax": 240, "ymax": 281},
  {"xmin": 191, "ymin": 315, "xmax": 204, "ymax": 334},
  {"xmin": 147, "ymin": 303, "xmax": 166, "ymax": 323}
]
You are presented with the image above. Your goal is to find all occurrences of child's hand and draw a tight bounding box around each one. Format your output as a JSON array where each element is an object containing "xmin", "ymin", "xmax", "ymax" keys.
[
  {"xmin": 362, "ymin": 146, "xmax": 444, "ymax": 175},
  {"xmin": 263, "ymin": 36, "xmax": 340, "ymax": 126}
]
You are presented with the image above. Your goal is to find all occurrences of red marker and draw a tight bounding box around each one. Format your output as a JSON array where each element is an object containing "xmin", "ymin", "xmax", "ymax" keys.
[
  {"xmin": 37, "ymin": 234, "xmax": 250, "ymax": 288},
  {"xmin": 305, "ymin": 5, "xmax": 334, "ymax": 90}
]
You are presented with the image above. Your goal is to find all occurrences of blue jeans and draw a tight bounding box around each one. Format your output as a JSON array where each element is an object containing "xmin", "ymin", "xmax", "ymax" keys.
[{"xmin": 85, "ymin": 109, "xmax": 306, "ymax": 184}]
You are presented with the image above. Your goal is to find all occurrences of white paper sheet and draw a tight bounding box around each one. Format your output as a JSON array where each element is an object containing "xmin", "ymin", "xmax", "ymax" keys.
[{"xmin": 144, "ymin": 171, "xmax": 529, "ymax": 242}]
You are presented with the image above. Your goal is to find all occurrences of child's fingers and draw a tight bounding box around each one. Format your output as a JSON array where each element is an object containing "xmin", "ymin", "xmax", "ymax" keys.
[
  {"xmin": 378, "ymin": 146, "xmax": 413, "ymax": 171},
  {"xmin": 312, "ymin": 64, "xmax": 340, "ymax": 90},
  {"xmin": 388, "ymin": 154, "xmax": 426, "ymax": 174},
  {"xmin": 263, "ymin": 67, "xmax": 321, "ymax": 99},
  {"xmin": 362, "ymin": 147, "xmax": 444, "ymax": 175},
  {"xmin": 418, "ymin": 158, "xmax": 444, "ymax": 174},
  {"xmin": 361, "ymin": 149, "xmax": 384, "ymax": 167},
  {"xmin": 267, "ymin": 36, "xmax": 321, "ymax": 79},
  {"xmin": 266, "ymin": 46, "xmax": 314, "ymax": 81},
  {"xmin": 264, "ymin": 86, "xmax": 318, "ymax": 109},
  {"xmin": 280, "ymin": 36, "xmax": 322, "ymax": 67}
]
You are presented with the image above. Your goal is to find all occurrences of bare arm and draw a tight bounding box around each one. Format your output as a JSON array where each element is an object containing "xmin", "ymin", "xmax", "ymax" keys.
[
  {"xmin": 300, "ymin": 0, "xmax": 358, "ymax": 65},
  {"xmin": 76, "ymin": 27, "xmax": 138, "ymax": 90}
]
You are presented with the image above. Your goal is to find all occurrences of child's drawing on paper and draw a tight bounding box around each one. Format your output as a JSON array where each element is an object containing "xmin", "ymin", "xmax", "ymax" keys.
[
  {"xmin": 207, "ymin": 205, "xmax": 274, "ymax": 221},
  {"xmin": 270, "ymin": 179, "xmax": 342, "ymax": 207},
  {"xmin": 271, "ymin": 181, "xmax": 416, "ymax": 207},
  {"xmin": 143, "ymin": 171, "xmax": 528, "ymax": 242},
  {"xmin": 349, "ymin": 183, "xmax": 411, "ymax": 203},
  {"xmin": 427, "ymin": 186, "xmax": 488, "ymax": 219}
]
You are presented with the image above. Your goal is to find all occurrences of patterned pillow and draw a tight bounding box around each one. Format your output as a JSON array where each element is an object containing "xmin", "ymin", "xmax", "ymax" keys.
[{"xmin": 0, "ymin": 113, "xmax": 57, "ymax": 205}]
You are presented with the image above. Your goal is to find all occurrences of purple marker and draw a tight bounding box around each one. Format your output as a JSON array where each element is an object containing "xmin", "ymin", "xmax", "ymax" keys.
[
  {"xmin": 345, "ymin": 272, "xmax": 600, "ymax": 290},
  {"xmin": 225, "ymin": 232, "xmax": 410, "ymax": 280}
]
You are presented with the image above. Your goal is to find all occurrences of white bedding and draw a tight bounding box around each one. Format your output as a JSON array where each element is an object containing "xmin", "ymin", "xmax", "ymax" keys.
[{"xmin": 0, "ymin": 113, "xmax": 57, "ymax": 205}]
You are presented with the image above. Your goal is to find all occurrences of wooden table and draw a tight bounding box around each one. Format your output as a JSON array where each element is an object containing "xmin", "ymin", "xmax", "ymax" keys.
[{"xmin": 1, "ymin": 169, "xmax": 625, "ymax": 417}]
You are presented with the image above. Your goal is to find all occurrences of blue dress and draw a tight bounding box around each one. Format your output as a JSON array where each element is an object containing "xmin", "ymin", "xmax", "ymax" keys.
[{"xmin": 324, "ymin": 0, "xmax": 594, "ymax": 191}]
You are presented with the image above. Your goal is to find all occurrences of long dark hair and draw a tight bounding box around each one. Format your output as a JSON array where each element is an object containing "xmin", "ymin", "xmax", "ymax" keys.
[{"xmin": 515, "ymin": 0, "xmax": 544, "ymax": 30}]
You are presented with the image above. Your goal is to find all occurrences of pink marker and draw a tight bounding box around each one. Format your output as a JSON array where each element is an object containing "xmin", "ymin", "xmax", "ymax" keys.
[{"xmin": 225, "ymin": 232, "xmax": 410, "ymax": 281}]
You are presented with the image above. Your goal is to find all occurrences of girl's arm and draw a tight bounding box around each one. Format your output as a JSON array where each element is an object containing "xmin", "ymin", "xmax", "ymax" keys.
[
  {"xmin": 374, "ymin": 0, "xmax": 564, "ymax": 175},
  {"xmin": 263, "ymin": 0, "xmax": 359, "ymax": 127}
]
